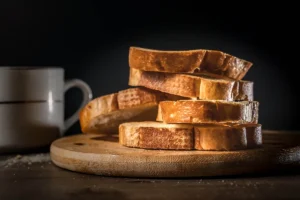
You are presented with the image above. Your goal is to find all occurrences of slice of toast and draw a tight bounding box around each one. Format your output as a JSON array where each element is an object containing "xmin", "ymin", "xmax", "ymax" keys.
[
  {"xmin": 79, "ymin": 88, "xmax": 182, "ymax": 134},
  {"xmin": 119, "ymin": 122, "xmax": 262, "ymax": 151},
  {"xmin": 119, "ymin": 121, "xmax": 194, "ymax": 150},
  {"xmin": 129, "ymin": 46, "xmax": 253, "ymax": 80},
  {"xmin": 129, "ymin": 68, "xmax": 253, "ymax": 101},
  {"xmin": 194, "ymin": 124, "xmax": 262, "ymax": 150},
  {"xmin": 157, "ymin": 100, "xmax": 259, "ymax": 124}
]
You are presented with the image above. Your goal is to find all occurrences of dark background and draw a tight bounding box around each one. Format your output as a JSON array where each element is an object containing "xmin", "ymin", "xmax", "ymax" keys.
[{"xmin": 0, "ymin": 1, "xmax": 298, "ymax": 135}]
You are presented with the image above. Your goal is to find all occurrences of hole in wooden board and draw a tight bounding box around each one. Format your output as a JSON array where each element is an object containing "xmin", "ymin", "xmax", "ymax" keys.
[
  {"xmin": 90, "ymin": 135, "xmax": 118, "ymax": 142},
  {"xmin": 74, "ymin": 142, "xmax": 85, "ymax": 146}
]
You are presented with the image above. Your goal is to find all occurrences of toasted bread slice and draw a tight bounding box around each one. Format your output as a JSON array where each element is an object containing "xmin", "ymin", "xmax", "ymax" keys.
[
  {"xmin": 129, "ymin": 47, "xmax": 253, "ymax": 80},
  {"xmin": 79, "ymin": 88, "xmax": 182, "ymax": 134},
  {"xmin": 129, "ymin": 68, "xmax": 253, "ymax": 101},
  {"xmin": 119, "ymin": 122, "xmax": 262, "ymax": 151},
  {"xmin": 157, "ymin": 100, "xmax": 259, "ymax": 124},
  {"xmin": 119, "ymin": 122, "xmax": 194, "ymax": 150},
  {"xmin": 194, "ymin": 123, "xmax": 262, "ymax": 150}
]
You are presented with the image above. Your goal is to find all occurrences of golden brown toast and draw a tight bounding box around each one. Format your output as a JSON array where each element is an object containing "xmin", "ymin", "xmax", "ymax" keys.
[
  {"xmin": 79, "ymin": 88, "xmax": 182, "ymax": 134},
  {"xmin": 119, "ymin": 122, "xmax": 262, "ymax": 151},
  {"xmin": 129, "ymin": 68, "xmax": 253, "ymax": 101},
  {"xmin": 129, "ymin": 46, "xmax": 253, "ymax": 80},
  {"xmin": 157, "ymin": 100, "xmax": 259, "ymax": 124}
]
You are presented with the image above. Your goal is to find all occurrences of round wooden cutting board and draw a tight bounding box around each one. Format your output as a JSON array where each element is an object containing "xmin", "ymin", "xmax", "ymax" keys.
[{"xmin": 50, "ymin": 130, "xmax": 300, "ymax": 178}]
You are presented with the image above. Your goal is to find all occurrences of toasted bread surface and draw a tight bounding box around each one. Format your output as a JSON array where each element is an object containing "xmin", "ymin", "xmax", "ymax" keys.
[
  {"xmin": 157, "ymin": 100, "xmax": 259, "ymax": 124},
  {"xmin": 129, "ymin": 47, "xmax": 253, "ymax": 80},
  {"xmin": 119, "ymin": 122, "xmax": 262, "ymax": 150},
  {"xmin": 194, "ymin": 123, "xmax": 262, "ymax": 150},
  {"xmin": 79, "ymin": 88, "xmax": 181, "ymax": 134},
  {"xmin": 129, "ymin": 68, "xmax": 253, "ymax": 101},
  {"xmin": 119, "ymin": 122, "xmax": 194, "ymax": 150}
]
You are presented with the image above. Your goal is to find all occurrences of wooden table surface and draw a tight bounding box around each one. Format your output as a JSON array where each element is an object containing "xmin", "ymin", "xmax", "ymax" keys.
[{"xmin": 1, "ymin": 153, "xmax": 300, "ymax": 200}]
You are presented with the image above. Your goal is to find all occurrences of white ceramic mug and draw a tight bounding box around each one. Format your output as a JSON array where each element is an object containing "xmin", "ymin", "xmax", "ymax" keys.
[{"xmin": 0, "ymin": 67, "xmax": 93, "ymax": 153}]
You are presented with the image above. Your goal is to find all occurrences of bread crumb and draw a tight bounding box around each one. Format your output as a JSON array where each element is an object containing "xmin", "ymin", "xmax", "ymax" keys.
[{"xmin": 0, "ymin": 153, "xmax": 50, "ymax": 168}]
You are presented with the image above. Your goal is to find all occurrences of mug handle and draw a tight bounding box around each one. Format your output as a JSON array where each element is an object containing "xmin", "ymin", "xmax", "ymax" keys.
[{"xmin": 63, "ymin": 79, "xmax": 93, "ymax": 134}]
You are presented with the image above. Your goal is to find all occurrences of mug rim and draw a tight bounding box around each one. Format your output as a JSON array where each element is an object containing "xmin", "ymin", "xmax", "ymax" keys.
[{"xmin": 0, "ymin": 66, "xmax": 63, "ymax": 71}]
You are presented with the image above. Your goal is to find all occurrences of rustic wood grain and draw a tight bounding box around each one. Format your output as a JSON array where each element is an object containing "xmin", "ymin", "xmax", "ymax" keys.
[
  {"xmin": 50, "ymin": 130, "xmax": 300, "ymax": 178},
  {"xmin": 2, "ymin": 154, "xmax": 300, "ymax": 200}
]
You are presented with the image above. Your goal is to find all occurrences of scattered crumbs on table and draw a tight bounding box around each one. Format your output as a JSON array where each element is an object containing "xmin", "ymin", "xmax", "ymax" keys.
[{"xmin": 0, "ymin": 153, "xmax": 51, "ymax": 168}]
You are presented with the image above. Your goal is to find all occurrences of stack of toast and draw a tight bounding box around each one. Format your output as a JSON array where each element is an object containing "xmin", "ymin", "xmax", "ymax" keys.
[{"xmin": 80, "ymin": 46, "xmax": 262, "ymax": 151}]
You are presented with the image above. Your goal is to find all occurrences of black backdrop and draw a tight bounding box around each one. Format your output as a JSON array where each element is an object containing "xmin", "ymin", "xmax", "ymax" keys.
[{"xmin": 0, "ymin": 1, "xmax": 298, "ymax": 135}]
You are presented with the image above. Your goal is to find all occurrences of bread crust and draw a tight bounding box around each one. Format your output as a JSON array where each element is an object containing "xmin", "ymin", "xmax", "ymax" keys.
[
  {"xmin": 129, "ymin": 68, "xmax": 201, "ymax": 98},
  {"xmin": 194, "ymin": 124, "xmax": 262, "ymax": 150},
  {"xmin": 157, "ymin": 100, "xmax": 259, "ymax": 124},
  {"xmin": 129, "ymin": 68, "xmax": 253, "ymax": 101},
  {"xmin": 79, "ymin": 93, "xmax": 118, "ymax": 134},
  {"xmin": 119, "ymin": 122, "xmax": 194, "ymax": 150},
  {"xmin": 79, "ymin": 88, "xmax": 179, "ymax": 134},
  {"xmin": 119, "ymin": 122, "xmax": 262, "ymax": 151},
  {"xmin": 129, "ymin": 47, "xmax": 253, "ymax": 80}
]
